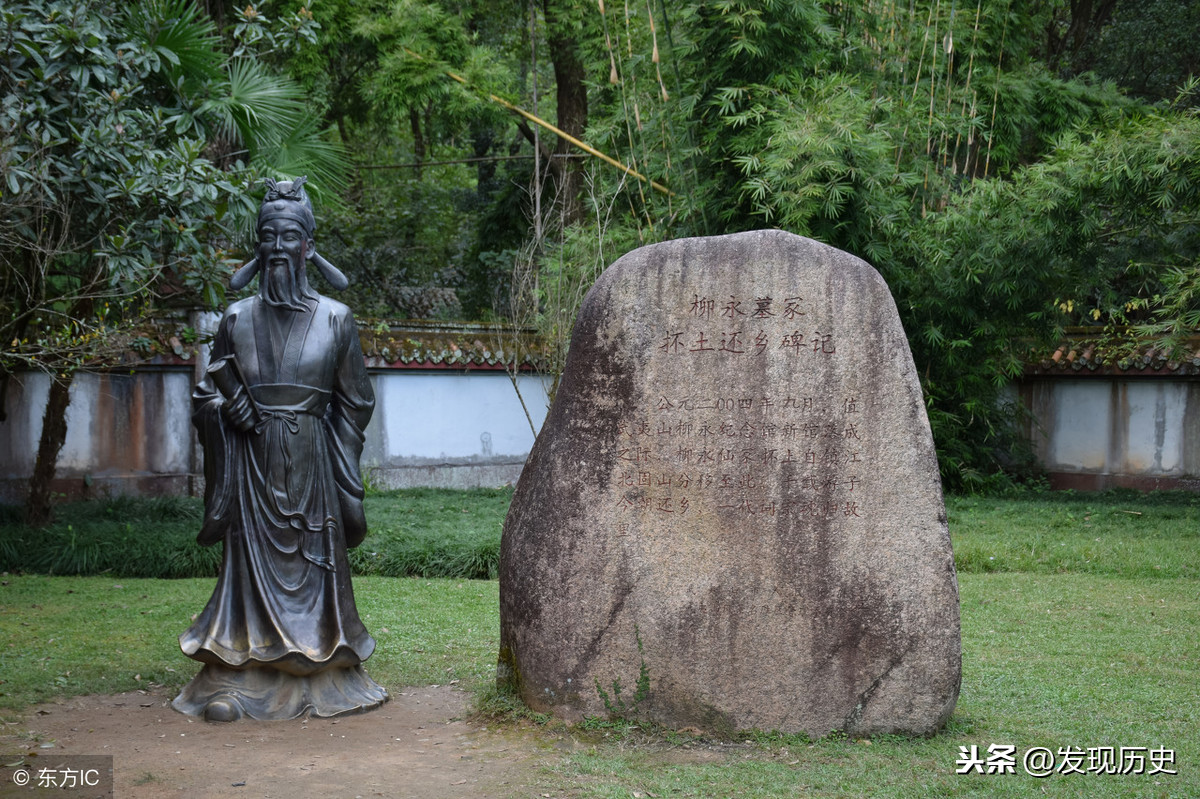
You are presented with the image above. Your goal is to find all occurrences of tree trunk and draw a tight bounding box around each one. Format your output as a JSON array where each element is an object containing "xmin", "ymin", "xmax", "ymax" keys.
[
  {"xmin": 1046, "ymin": 0, "xmax": 1119, "ymax": 74},
  {"xmin": 410, "ymin": 107, "xmax": 426, "ymax": 181},
  {"xmin": 25, "ymin": 372, "xmax": 74, "ymax": 527},
  {"xmin": 543, "ymin": 0, "xmax": 588, "ymax": 225}
]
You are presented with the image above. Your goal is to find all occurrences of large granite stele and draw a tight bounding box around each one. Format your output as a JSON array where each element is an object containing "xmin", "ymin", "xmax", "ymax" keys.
[{"xmin": 498, "ymin": 230, "xmax": 960, "ymax": 737}]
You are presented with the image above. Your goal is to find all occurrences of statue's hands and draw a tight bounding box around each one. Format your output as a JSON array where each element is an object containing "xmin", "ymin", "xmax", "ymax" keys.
[{"xmin": 221, "ymin": 389, "xmax": 257, "ymax": 433}]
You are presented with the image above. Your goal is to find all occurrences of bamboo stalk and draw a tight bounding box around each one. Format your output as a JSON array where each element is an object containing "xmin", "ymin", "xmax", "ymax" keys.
[
  {"xmin": 910, "ymin": 0, "xmax": 936, "ymax": 103},
  {"xmin": 606, "ymin": 0, "xmax": 654, "ymax": 228},
  {"xmin": 647, "ymin": 0, "xmax": 668, "ymax": 100},
  {"xmin": 926, "ymin": 0, "xmax": 942, "ymax": 159},
  {"xmin": 940, "ymin": 0, "xmax": 957, "ymax": 173},
  {"xmin": 983, "ymin": 0, "xmax": 1012, "ymax": 179},
  {"xmin": 402, "ymin": 46, "xmax": 674, "ymax": 196},
  {"xmin": 529, "ymin": 0, "xmax": 543, "ymax": 244},
  {"xmin": 952, "ymin": 0, "xmax": 982, "ymax": 177}
]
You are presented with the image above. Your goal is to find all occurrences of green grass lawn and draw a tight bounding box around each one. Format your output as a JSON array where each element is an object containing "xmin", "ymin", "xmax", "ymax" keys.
[
  {"xmin": 0, "ymin": 576, "xmax": 500, "ymax": 711},
  {"xmin": 1, "ymin": 489, "xmax": 1197, "ymax": 797},
  {"xmin": 947, "ymin": 491, "xmax": 1200, "ymax": 579}
]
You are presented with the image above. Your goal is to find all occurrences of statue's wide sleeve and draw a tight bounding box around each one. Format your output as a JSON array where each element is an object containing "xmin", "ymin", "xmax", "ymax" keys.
[
  {"xmin": 326, "ymin": 312, "xmax": 374, "ymax": 548},
  {"xmin": 192, "ymin": 312, "xmax": 239, "ymax": 547}
]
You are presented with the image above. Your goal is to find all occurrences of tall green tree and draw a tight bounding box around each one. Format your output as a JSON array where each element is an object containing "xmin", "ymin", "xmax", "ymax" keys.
[{"xmin": 0, "ymin": 0, "xmax": 344, "ymax": 525}]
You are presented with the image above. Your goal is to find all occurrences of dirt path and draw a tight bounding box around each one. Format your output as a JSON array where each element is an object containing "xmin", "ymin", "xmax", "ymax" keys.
[{"xmin": 1, "ymin": 686, "xmax": 561, "ymax": 798}]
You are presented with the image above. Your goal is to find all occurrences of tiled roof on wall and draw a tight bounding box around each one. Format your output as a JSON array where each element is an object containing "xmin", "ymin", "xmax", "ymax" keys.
[
  {"xmin": 1025, "ymin": 332, "xmax": 1200, "ymax": 378},
  {"xmin": 358, "ymin": 320, "xmax": 548, "ymax": 371}
]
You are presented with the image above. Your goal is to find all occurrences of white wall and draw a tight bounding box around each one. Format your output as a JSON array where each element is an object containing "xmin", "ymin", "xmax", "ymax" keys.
[
  {"xmin": 368, "ymin": 372, "xmax": 549, "ymax": 460},
  {"xmin": 1, "ymin": 366, "xmax": 551, "ymax": 501},
  {"xmin": 1024, "ymin": 378, "xmax": 1200, "ymax": 490},
  {"xmin": 362, "ymin": 370, "xmax": 552, "ymax": 489},
  {"xmin": 0, "ymin": 369, "xmax": 197, "ymax": 502},
  {"xmin": 9, "ymin": 366, "xmax": 1200, "ymax": 499}
]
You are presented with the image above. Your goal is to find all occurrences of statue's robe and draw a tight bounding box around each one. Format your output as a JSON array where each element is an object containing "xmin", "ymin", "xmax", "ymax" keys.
[{"xmin": 173, "ymin": 294, "xmax": 386, "ymax": 719}]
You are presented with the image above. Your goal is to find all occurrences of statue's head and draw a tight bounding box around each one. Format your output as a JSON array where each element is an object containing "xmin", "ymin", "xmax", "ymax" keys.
[
  {"xmin": 228, "ymin": 176, "xmax": 349, "ymax": 297},
  {"xmin": 255, "ymin": 177, "xmax": 317, "ymax": 309}
]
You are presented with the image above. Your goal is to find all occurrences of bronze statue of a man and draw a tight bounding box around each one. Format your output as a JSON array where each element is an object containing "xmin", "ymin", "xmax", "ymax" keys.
[{"xmin": 173, "ymin": 177, "xmax": 386, "ymax": 721}]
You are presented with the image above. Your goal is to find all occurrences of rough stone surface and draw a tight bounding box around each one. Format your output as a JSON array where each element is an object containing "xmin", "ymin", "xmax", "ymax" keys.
[{"xmin": 498, "ymin": 230, "xmax": 960, "ymax": 737}]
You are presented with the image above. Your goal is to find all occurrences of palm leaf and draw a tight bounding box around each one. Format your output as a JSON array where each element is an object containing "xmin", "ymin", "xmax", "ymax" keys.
[
  {"xmin": 123, "ymin": 0, "xmax": 223, "ymax": 84},
  {"xmin": 251, "ymin": 115, "xmax": 350, "ymax": 209},
  {"xmin": 201, "ymin": 58, "xmax": 308, "ymax": 150}
]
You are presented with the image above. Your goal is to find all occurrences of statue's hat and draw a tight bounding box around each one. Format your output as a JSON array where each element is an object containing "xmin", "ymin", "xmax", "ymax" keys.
[{"xmin": 257, "ymin": 176, "xmax": 316, "ymax": 236}]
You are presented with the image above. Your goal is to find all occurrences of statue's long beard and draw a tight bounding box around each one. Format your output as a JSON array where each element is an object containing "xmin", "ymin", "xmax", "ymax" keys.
[{"xmin": 261, "ymin": 261, "xmax": 315, "ymax": 311}]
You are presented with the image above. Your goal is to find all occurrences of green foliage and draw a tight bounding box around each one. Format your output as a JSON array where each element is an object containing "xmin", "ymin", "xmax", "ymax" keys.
[
  {"xmin": 273, "ymin": 0, "xmax": 534, "ymax": 322},
  {"xmin": 593, "ymin": 627, "xmax": 651, "ymax": 721},
  {"xmin": 564, "ymin": 0, "xmax": 1200, "ymax": 489},
  {"xmin": 893, "ymin": 95, "xmax": 1200, "ymax": 485},
  {"xmin": 229, "ymin": 1, "xmax": 320, "ymax": 63},
  {"xmin": 0, "ymin": 0, "xmax": 346, "ymax": 380},
  {"xmin": 201, "ymin": 0, "xmax": 1200, "ymax": 493},
  {"xmin": 283, "ymin": 0, "xmax": 388, "ymax": 133},
  {"xmin": 518, "ymin": 190, "xmax": 659, "ymax": 402},
  {"xmin": 677, "ymin": 0, "xmax": 837, "ymax": 227},
  {"xmin": 1060, "ymin": 0, "xmax": 1200, "ymax": 104},
  {"xmin": 352, "ymin": 487, "xmax": 510, "ymax": 579},
  {"xmin": 27, "ymin": 0, "xmax": 1182, "ymax": 488},
  {"xmin": 0, "ymin": 495, "xmax": 217, "ymax": 578},
  {"xmin": 324, "ymin": 167, "xmax": 473, "ymax": 320},
  {"xmin": 721, "ymin": 73, "xmax": 917, "ymax": 261},
  {"xmin": 356, "ymin": 0, "xmax": 478, "ymax": 123},
  {"xmin": 0, "ymin": 0, "xmax": 242, "ymax": 375},
  {"xmin": 0, "ymin": 0, "xmax": 351, "ymax": 527}
]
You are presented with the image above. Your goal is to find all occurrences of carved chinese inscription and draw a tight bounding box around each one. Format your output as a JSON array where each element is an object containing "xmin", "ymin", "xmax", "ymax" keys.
[
  {"xmin": 662, "ymin": 294, "xmax": 835, "ymax": 356},
  {"xmin": 619, "ymin": 293, "xmax": 868, "ymax": 522}
]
